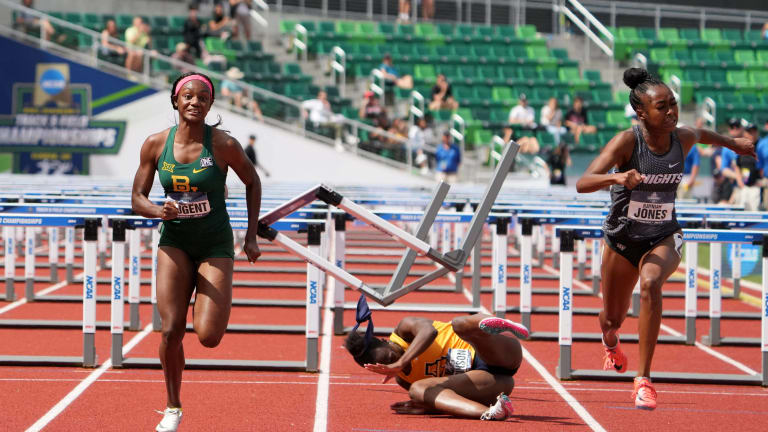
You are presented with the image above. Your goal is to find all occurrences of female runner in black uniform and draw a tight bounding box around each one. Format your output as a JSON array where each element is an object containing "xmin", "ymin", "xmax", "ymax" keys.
[{"xmin": 576, "ymin": 68, "xmax": 754, "ymax": 410}]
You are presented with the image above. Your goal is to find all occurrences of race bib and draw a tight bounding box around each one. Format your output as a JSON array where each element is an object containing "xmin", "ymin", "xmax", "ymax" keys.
[
  {"xmin": 168, "ymin": 192, "xmax": 211, "ymax": 219},
  {"xmin": 627, "ymin": 190, "xmax": 674, "ymax": 224},
  {"xmin": 444, "ymin": 348, "xmax": 472, "ymax": 375}
]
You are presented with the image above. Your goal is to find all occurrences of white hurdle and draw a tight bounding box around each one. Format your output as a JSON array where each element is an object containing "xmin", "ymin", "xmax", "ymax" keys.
[
  {"xmin": 110, "ymin": 221, "xmax": 126, "ymax": 367},
  {"xmin": 4, "ymin": 226, "xmax": 15, "ymax": 301}
]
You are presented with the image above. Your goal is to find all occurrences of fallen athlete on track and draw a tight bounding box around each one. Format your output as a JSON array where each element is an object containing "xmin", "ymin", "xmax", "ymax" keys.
[{"xmin": 344, "ymin": 295, "xmax": 529, "ymax": 421}]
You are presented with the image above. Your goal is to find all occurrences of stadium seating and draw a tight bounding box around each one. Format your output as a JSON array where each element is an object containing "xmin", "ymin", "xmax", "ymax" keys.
[
  {"xmin": 612, "ymin": 26, "xmax": 768, "ymax": 127},
  {"xmin": 285, "ymin": 20, "xmax": 628, "ymax": 151}
]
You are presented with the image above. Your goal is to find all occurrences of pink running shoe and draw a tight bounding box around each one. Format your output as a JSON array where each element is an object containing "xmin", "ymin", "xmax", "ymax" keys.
[
  {"xmin": 479, "ymin": 317, "xmax": 530, "ymax": 339},
  {"xmin": 632, "ymin": 377, "xmax": 657, "ymax": 410},
  {"xmin": 602, "ymin": 338, "xmax": 627, "ymax": 373},
  {"xmin": 480, "ymin": 393, "xmax": 514, "ymax": 421}
]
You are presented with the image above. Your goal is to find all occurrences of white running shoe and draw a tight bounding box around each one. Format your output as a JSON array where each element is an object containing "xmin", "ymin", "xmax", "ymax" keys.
[
  {"xmin": 156, "ymin": 407, "xmax": 182, "ymax": 432},
  {"xmin": 480, "ymin": 393, "xmax": 514, "ymax": 421}
]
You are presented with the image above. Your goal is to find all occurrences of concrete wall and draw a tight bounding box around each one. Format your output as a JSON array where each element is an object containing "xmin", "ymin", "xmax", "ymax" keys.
[{"xmin": 93, "ymin": 92, "xmax": 433, "ymax": 187}]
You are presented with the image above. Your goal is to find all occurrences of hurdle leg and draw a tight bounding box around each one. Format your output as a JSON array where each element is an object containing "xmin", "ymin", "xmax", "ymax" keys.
[
  {"xmin": 128, "ymin": 228, "xmax": 141, "ymax": 331},
  {"xmin": 535, "ymin": 224, "xmax": 545, "ymax": 266},
  {"xmin": 520, "ymin": 219, "xmax": 533, "ymax": 331},
  {"xmin": 732, "ymin": 243, "xmax": 741, "ymax": 298},
  {"xmin": 453, "ymin": 222, "xmax": 466, "ymax": 293},
  {"xmin": 702, "ymin": 242, "xmax": 722, "ymax": 346},
  {"xmin": 471, "ymin": 232, "xmax": 481, "ymax": 308},
  {"xmin": 761, "ymin": 237, "xmax": 767, "ymax": 386},
  {"xmin": 110, "ymin": 221, "xmax": 126, "ymax": 367},
  {"xmin": 98, "ymin": 215, "xmax": 108, "ymax": 268},
  {"xmin": 332, "ymin": 214, "xmax": 346, "ymax": 335},
  {"xmin": 492, "ymin": 218, "xmax": 508, "ymax": 318},
  {"xmin": 83, "ymin": 219, "xmax": 99, "ymax": 368},
  {"xmin": 25, "ymin": 227, "xmax": 35, "ymax": 301},
  {"xmin": 576, "ymin": 238, "xmax": 586, "ymax": 281},
  {"xmin": 590, "ymin": 239, "xmax": 601, "ymax": 295},
  {"xmin": 531, "ymin": 223, "xmax": 539, "ymax": 264},
  {"xmin": 552, "ymin": 227, "xmax": 560, "ymax": 270},
  {"xmin": 4, "ymin": 226, "xmax": 16, "ymax": 301},
  {"xmin": 48, "ymin": 227, "xmax": 58, "ymax": 283},
  {"xmin": 630, "ymin": 280, "xmax": 640, "ymax": 317},
  {"xmin": 556, "ymin": 230, "xmax": 574, "ymax": 380},
  {"xmin": 305, "ymin": 224, "xmax": 322, "ymax": 372},
  {"xmin": 684, "ymin": 242, "xmax": 698, "ymax": 345},
  {"xmin": 151, "ymin": 229, "xmax": 161, "ymax": 331},
  {"xmin": 65, "ymin": 227, "xmax": 75, "ymax": 283}
]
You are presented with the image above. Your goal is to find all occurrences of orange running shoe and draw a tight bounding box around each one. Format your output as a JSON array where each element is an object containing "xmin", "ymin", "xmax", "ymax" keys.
[
  {"xmin": 632, "ymin": 377, "xmax": 657, "ymax": 410},
  {"xmin": 602, "ymin": 338, "xmax": 627, "ymax": 373}
]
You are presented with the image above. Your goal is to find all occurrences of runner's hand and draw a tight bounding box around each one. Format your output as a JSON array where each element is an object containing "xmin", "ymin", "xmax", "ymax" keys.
[
  {"xmin": 390, "ymin": 400, "xmax": 432, "ymax": 415},
  {"xmin": 614, "ymin": 169, "xmax": 644, "ymax": 189},
  {"xmin": 364, "ymin": 361, "xmax": 403, "ymax": 383},
  {"xmin": 243, "ymin": 234, "xmax": 261, "ymax": 263},
  {"xmin": 731, "ymin": 137, "xmax": 756, "ymax": 157},
  {"xmin": 160, "ymin": 200, "xmax": 178, "ymax": 220}
]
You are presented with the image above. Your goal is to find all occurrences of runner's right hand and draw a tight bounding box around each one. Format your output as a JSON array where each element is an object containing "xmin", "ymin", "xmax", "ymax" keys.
[
  {"xmin": 614, "ymin": 169, "xmax": 644, "ymax": 189},
  {"xmin": 160, "ymin": 200, "xmax": 179, "ymax": 220}
]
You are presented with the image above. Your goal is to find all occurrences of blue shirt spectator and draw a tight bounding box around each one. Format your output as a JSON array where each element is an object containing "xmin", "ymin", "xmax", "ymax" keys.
[
  {"xmin": 721, "ymin": 147, "xmax": 737, "ymax": 173},
  {"xmin": 683, "ymin": 145, "xmax": 700, "ymax": 175},
  {"xmin": 436, "ymin": 139, "xmax": 461, "ymax": 174},
  {"xmin": 756, "ymin": 134, "xmax": 768, "ymax": 174}
]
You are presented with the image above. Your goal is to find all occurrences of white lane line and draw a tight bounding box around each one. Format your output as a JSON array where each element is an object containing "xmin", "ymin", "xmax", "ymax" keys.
[
  {"xmin": 25, "ymin": 323, "xmax": 153, "ymax": 432},
  {"xmin": 541, "ymin": 263, "xmax": 762, "ymax": 376},
  {"xmin": 312, "ymin": 275, "xmax": 334, "ymax": 432},
  {"xmin": 447, "ymin": 267, "xmax": 606, "ymax": 432}
]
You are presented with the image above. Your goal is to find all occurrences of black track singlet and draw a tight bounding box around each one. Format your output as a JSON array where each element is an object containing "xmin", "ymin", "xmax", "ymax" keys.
[{"xmin": 603, "ymin": 126, "xmax": 684, "ymax": 241}]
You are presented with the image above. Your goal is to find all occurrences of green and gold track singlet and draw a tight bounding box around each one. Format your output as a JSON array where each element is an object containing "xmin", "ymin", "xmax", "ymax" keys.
[{"xmin": 156, "ymin": 125, "xmax": 234, "ymax": 262}]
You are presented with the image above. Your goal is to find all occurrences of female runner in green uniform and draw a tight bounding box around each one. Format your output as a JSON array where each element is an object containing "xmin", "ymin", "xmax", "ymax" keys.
[{"xmin": 131, "ymin": 72, "xmax": 262, "ymax": 432}]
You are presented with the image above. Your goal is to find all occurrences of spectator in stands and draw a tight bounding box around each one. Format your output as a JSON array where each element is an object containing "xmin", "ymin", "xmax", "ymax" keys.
[
  {"xmin": 230, "ymin": 0, "xmax": 252, "ymax": 42},
  {"xmin": 359, "ymin": 91, "xmax": 387, "ymax": 123},
  {"xmin": 183, "ymin": 4, "xmax": 203, "ymax": 58},
  {"xmin": 624, "ymin": 102, "xmax": 640, "ymax": 125},
  {"xmin": 397, "ymin": 0, "xmax": 411, "ymax": 23},
  {"xmin": 221, "ymin": 67, "xmax": 264, "ymax": 121},
  {"xmin": 503, "ymin": 93, "xmax": 536, "ymax": 142},
  {"xmin": 757, "ymin": 121, "xmax": 768, "ymax": 209},
  {"xmin": 540, "ymin": 97, "xmax": 567, "ymax": 145},
  {"xmin": 564, "ymin": 96, "xmax": 597, "ymax": 144},
  {"xmin": 724, "ymin": 123, "xmax": 761, "ymax": 210},
  {"xmin": 208, "ymin": 2, "xmax": 233, "ymax": 40},
  {"xmin": 762, "ymin": 22, "xmax": 768, "ymax": 40},
  {"xmin": 99, "ymin": 19, "xmax": 125, "ymax": 62},
  {"xmin": 546, "ymin": 141, "xmax": 570, "ymax": 185},
  {"xmin": 171, "ymin": 42, "xmax": 195, "ymax": 72},
  {"xmin": 302, "ymin": 90, "xmax": 347, "ymax": 146},
  {"xmin": 244, "ymin": 134, "xmax": 270, "ymax": 177},
  {"xmin": 422, "ymin": 0, "xmax": 435, "ymax": 20},
  {"xmin": 711, "ymin": 117, "xmax": 744, "ymax": 204},
  {"xmin": 124, "ymin": 16, "xmax": 150, "ymax": 72},
  {"xmin": 677, "ymin": 145, "xmax": 700, "ymax": 199},
  {"xmin": 409, "ymin": 116, "xmax": 436, "ymax": 175},
  {"xmin": 435, "ymin": 131, "xmax": 461, "ymax": 183},
  {"xmin": 429, "ymin": 74, "xmax": 458, "ymax": 111},
  {"xmin": 378, "ymin": 54, "xmax": 414, "ymax": 91},
  {"xmin": 15, "ymin": 0, "xmax": 55, "ymax": 41}
]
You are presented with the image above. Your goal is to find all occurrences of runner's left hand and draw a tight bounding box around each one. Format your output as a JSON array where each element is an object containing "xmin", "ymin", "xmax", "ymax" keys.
[
  {"xmin": 390, "ymin": 400, "xmax": 433, "ymax": 415},
  {"xmin": 243, "ymin": 235, "xmax": 261, "ymax": 263}
]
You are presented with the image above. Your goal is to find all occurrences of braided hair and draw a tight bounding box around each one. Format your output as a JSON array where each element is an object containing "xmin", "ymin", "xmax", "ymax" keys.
[
  {"xmin": 623, "ymin": 67, "xmax": 665, "ymax": 111},
  {"xmin": 344, "ymin": 331, "xmax": 392, "ymax": 367}
]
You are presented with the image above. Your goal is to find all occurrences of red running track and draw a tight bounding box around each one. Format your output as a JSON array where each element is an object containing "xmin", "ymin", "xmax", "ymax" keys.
[{"xmin": 0, "ymin": 227, "xmax": 766, "ymax": 431}]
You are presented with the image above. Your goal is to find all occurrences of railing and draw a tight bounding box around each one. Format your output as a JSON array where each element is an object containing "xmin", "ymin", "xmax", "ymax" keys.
[
  {"xmin": 669, "ymin": 75, "xmax": 682, "ymax": 103},
  {"xmin": 330, "ymin": 46, "xmax": 346, "ymax": 97},
  {"xmin": 370, "ymin": 69, "xmax": 386, "ymax": 99},
  {"xmin": 633, "ymin": 52, "xmax": 648, "ymax": 69},
  {"xmin": 555, "ymin": 0, "xmax": 614, "ymax": 58},
  {"xmin": 0, "ymin": 0, "xmax": 436, "ymax": 179},
  {"xmin": 249, "ymin": 0, "xmax": 270, "ymax": 28},
  {"xmin": 409, "ymin": 90, "xmax": 425, "ymax": 125},
  {"xmin": 268, "ymin": 0, "xmax": 768, "ymax": 34},
  {"xmin": 293, "ymin": 23, "xmax": 308, "ymax": 62},
  {"xmin": 700, "ymin": 97, "xmax": 717, "ymax": 130}
]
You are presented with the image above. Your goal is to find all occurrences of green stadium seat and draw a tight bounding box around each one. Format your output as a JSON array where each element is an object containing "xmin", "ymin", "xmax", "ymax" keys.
[
  {"xmin": 550, "ymin": 48, "xmax": 569, "ymax": 61},
  {"xmin": 280, "ymin": 20, "xmax": 297, "ymax": 34},
  {"xmin": 701, "ymin": 28, "xmax": 723, "ymax": 43},
  {"xmin": 473, "ymin": 45, "xmax": 493, "ymax": 61},
  {"xmin": 727, "ymin": 70, "xmax": 752, "ymax": 88},
  {"xmin": 492, "ymin": 86, "xmax": 514, "ymax": 103},
  {"xmin": 606, "ymin": 111, "xmax": 631, "ymax": 129},
  {"xmin": 414, "ymin": 22, "xmax": 437, "ymax": 38},
  {"xmin": 516, "ymin": 25, "xmax": 537, "ymax": 40},
  {"xmin": 751, "ymin": 70, "xmax": 768, "ymax": 88},
  {"xmin": 650, "ymin": 48, "xmax": 673, "ymax": 64},
  {"xmin": 454, "ymin": 24, "xmax": 477, "ymax": 42},
  {"xmin": 458, "ymin": 65, "xmax": 479, "ymax": 81},
  {"xmin": 583, "ymin": 70, "xmax": 601, "ymax": 82},
  {"xmin": 473, "ymin": 129, "xmax": 494, "ymax": 147},
  {"xmin": 169, "ymin": 16, "xmax": 186, "ymax": 32},
  {"xmin": 734, "ymin": 49, "xmax": 758, "ymax": 66},
  {"xmin": 578, "ymin": 133, "xmax": 601, "ymax": 152},
  {"xmin": 150, "ymin": 16, "xmax": 170, "ymax": 35},
  {"xmin": 116, "ymin": 14, "xmax": 134, "ymax": 30},
  {"xmin": 437, "ymin": 64, "xmax": 461, "ymax": 80},
  {"xmin": 537, "ymin": 131, "xmax": 557, "ymax": 150},
  {"xmin": 722, "ymin": 28, "xmax": 744, "ymax": 42},
  {"xmin": 637, "ymin": 27, "xmax": 657, "ymax": 40},
  {"xmin": 756, "ymin": 50, "xmax": 768, "ymax": 64},
  {"xmin": 692, "ymin": 48, "xmax": 716, "ymax": 64},
  {"xmin": 526, "ymin": 45, "xmax": 549, "ymax": 60},
  {"xmin": 679, "ymin": 28, "xmax": 700, "ymax": 41},
  {"xmin": 479, "ymin": 65, "xmax": 501, "ymax": 81},
  {"xmin": 414, "ymin": 64, "xmax": 437, "ymax": 82},
  {"xmin": 83, "ymin": 13, "xmax": 103, "ymax": 31},
  {"xmin": 475, "ymin": 87, "xmax": 493, "ymax": 104},
  {"xmin": 495, "ymin": 25, "xmax": 517, "ymax": 39},
  {"xmin": 745, "ymin": 30, "xmax": 764, "ymax": 42},
  {"xmin": 539, "ymin": 66, "xmax": 558, "ymax": 82}
]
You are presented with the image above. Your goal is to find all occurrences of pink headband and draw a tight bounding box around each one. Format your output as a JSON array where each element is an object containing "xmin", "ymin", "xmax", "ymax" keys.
[{"xmin": 173, "ymin": 74, "xmax": 213, "ymax": 97}]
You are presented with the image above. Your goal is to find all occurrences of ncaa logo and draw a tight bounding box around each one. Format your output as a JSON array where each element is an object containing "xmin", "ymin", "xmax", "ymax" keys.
[{"xmin": 40, "ymin": 69, "xmax": 67, "ymax": 95}]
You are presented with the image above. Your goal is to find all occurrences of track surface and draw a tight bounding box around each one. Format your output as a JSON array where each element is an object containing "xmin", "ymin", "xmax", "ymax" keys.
[{"xmin": 1, "ymin": 227, "xmax": 766, "ymax": 431}]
